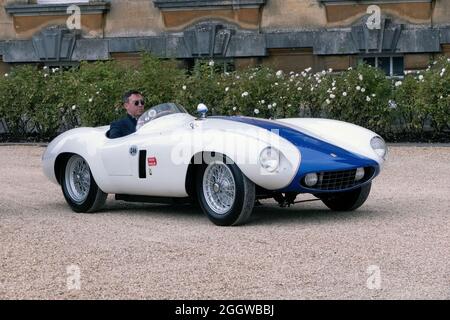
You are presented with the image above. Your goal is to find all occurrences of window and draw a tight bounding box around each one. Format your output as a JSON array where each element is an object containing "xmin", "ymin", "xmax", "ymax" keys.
[
  {"xmin": 184, "ymin": 58, "xmax": 235, "ymax": 74},
  {"xmin": 362, "ymin": 56, "xmax": 404, "ymax": 77}
]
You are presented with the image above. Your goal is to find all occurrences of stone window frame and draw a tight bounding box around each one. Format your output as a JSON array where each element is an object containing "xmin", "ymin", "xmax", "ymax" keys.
[
  {"xmin": 4, "ymin": 1, "xmax": 110, "ymax": 16},
  {"xmin": 318, "ymin": 0, "xmax": 432, "ymax": 4},
  {"xmin": 153, "ymin": 0, "xmax": 267, "ymax": 10}
]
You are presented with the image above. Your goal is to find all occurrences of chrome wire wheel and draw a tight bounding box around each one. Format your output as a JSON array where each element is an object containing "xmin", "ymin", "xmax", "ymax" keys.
[
  {"xmin": 202, "ymin": 161, "xmax": 236, "ymax": 215},
  {"xmin": 64, "ymin": 155, "xmax": 91, "ymax": 204}
]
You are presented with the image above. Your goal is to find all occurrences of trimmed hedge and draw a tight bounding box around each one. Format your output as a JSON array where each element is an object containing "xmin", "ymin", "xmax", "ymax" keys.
[{"xmin": 0, "ymin": 54, "xmax": 449, "ymax": 142}]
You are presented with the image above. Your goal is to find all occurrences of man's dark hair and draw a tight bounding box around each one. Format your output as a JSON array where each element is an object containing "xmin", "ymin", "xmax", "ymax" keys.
[{"xmin": 122, "ymin": 90, "xmax": 142, "ymax": 104}]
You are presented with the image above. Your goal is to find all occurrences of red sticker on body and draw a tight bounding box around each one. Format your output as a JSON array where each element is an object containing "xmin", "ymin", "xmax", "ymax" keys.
[{"xmin": 147, "ymin": 157, "xmax": 157, "ymax": 167}]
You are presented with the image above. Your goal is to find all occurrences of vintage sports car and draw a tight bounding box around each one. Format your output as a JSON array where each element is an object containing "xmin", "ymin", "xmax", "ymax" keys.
[{"xmin": 42, "ymin": 102, "xmax": 387, "ymax": 226}]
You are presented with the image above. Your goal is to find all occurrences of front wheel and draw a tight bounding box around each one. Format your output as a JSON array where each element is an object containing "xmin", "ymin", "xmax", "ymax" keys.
[
  {"xmin": 60, "ymin": 154, "xmax": 107, "ymax": 213},
  {"xmin": 196, "ymin": 156, "xmax": 255, "ymax": 226},
  {"xmin": 319, "ymin": 182, "xmax": 372, "ymax": 211}
]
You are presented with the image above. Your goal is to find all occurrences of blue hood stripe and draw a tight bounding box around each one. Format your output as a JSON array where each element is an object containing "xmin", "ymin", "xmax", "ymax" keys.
[{"xmin": 213, "ymin": 116, "xmax": 380, "ymax": 192}]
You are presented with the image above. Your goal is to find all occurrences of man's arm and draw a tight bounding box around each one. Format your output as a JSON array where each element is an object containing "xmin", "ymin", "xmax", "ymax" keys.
[{"xmin": 108, "ymin": 121, "xmax": 123, "ymax": 139}]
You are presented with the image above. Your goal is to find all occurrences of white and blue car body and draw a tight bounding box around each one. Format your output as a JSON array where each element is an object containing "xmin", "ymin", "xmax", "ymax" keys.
[{"xmin": 43, "ymin": 103, "xmax": 387, "ymax": 226}]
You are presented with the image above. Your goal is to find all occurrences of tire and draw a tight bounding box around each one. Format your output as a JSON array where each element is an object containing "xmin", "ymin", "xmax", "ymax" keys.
[
  {"xmin": 196, "ymin": 155, "xmax": 255, "ymax": 226},
  {"xmin": 320, "ymin": 182, "xmax": 372, "ymax": 211},
  {"xmin": 60, "ymin": 154, "xmax": 107, "ymax": 213}
]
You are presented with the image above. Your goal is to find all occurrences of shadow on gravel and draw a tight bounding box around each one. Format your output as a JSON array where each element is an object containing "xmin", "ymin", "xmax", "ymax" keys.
[
  {"xmin": 102, "ymin": 201, "xmax": 203, "ymax": 218},
  {"xmin": 84, "ymin": 199, "xmax": 379, "ymax": 226},
  {"xmin": 249, "ymin": 204, "xmax": 378, "ymax": 226}
]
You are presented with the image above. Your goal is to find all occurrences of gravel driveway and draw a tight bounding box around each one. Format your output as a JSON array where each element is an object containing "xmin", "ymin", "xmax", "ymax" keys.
[{"xmin": 0, "ymin": 145, "xmax": 449, "ymax": 299}]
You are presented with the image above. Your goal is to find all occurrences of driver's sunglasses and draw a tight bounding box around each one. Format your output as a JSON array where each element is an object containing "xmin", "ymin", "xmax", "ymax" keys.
[{"xmin": 133, "ymin": 100, "xmax": 145, "ymax": 106}]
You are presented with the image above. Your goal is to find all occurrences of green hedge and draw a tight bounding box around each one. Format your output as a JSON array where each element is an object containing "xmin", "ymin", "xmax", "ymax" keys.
[{"xmin": 0, "ymin": 54, "xmax": 449, "ymax": 142}]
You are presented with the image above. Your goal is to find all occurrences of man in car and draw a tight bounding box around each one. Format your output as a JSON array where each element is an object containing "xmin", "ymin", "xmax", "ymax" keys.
[{"xmin": 109, "ymin": 90, "xmax": 145, "ymax": 139}]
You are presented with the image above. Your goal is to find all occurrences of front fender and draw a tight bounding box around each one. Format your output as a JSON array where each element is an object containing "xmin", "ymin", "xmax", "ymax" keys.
[
  {"xmin": 277, "ymin": 118, "xmax": 386, "ymax": 166},
  {"xmin": 168, "ymin": 126, "xmax": 301, "ymax": 190}
]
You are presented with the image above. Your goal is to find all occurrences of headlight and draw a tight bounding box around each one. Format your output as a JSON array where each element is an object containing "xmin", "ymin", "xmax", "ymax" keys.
[
  {"xmin": 304, "ymin": 173, "xmax": 318, "ymax": 187},
  {"xmin": 355, "ymin": 167, "xmax": 365, "ymax": 181},
  {"xmin": 371, "ymin": 136, "xmax": 387, "ymax": 159},
  {"xmin": 259, "ymin": 147, "xmax": 280, "ymax": 172}
]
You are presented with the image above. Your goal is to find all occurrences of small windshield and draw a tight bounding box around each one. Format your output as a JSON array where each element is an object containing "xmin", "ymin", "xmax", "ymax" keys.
[{"xmin": 136, "ymin": 103, "xmax": 188, "ymax": 130}]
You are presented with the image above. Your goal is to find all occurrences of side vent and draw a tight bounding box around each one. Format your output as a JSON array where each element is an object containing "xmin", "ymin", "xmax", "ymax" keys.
[{"xmin": 139, "ymin": 150, "xmax": 147, "ymax": 179}]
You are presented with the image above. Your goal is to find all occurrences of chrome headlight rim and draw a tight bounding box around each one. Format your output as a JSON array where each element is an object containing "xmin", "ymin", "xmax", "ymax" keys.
[
  {"xmin": 259, "ymin": 147, "xmax": 280, "ymax": 173},
  {"xmin": 370, "ymin": 136, "xmax": 387, "ymax": 160}
]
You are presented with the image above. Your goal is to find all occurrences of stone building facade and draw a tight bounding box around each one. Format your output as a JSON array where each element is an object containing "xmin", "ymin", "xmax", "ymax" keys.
[{"xmin": 1, "ymin": 0, "xmax": 450, "ymax": 75}]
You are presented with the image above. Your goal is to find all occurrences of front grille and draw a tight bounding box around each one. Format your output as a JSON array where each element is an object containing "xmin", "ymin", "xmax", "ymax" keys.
[{"xmin": 301, "ymin": 167, "xmax": 374, "ymax": 191}]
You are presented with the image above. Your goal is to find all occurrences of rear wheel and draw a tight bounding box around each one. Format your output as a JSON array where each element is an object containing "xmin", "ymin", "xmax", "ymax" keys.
[
  {"xmin": 196, "ymin": 156, "xmax": 255, "ymax": 226},
  {"xmin": 320, "ymin": 182, "xmax": 372, "ymax": 211},
  {"xmin": 60, "ymin": 154, "xmax": 107, "ymax": 213}
]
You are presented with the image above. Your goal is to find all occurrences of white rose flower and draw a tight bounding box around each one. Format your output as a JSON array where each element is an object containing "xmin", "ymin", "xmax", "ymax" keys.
[
  {"xmin": 361, "ymin": 88, "xmax": 366, "ymax": 93},
  {"xmin": 261, "ymin": 100, "xmax": 265, "ymax": 104},
  {"xmin": 418, "ymin": 75, "xmax": 424, "ymax": 80},
  {"xmin": 272, "ymin": 102, "xmax": 277, "ymax": 107},
  {"xmin": 342, "ymin": 92, "xmax": 347, "ymax": 97},
  {"xmin": 4, "ymin": 73, "xmax": 8, "ymax": 77},
  {"xmin": 254, "ymin": 108, "xmax": 260, "ymax": 115},
  {"xmin": 326, "ymin": 99, "xmax": 331, "ymax": 105},
  {"xmin": 356, "ymin": 86, "xmax": 361, "ymax": 91},
  {"xmin": 359, "ymin": 74, "xmax": 363, "ymax": 81},
  {"xmin": 233, "ymin": 107, "xmax": 237, "ymax": 111},
  {"xmin": 267, "ymin": 104, "xmax": 272, "ymax": 110},
  {"xmin": 395, "ymin": 81, "xmax": 402, "ymax": 87},
  {"xmin": 241, "ymin": 92, "xmax": 249, "ymax": 97},
  {"xmin": 330, "ymin": 94, "xmax": 336, "ymax": 99},
  {"xmin": 71, "ymin": 105, "xmax": 77, "ymax": 110},
  {"xmin": 297, "ymin": 87, "xmax": 302, "ymax": 91},
  {"xmin": 208, "ymin": 60, "xmax": 215, "ymax": 67},
  {"xmin": 89, "ymin": 98, "xmax": 93, "ymax": 103},
  {"xmin": 225, "ymin": 87, "xmax": 229, "ymax": 92},
  {"xmin": 366, "ymin": 96, "xmax": 371, "ymax": 102},
  {"xmin": 276, "ymin": 70, "xmax": 283, "ymax": 78}
]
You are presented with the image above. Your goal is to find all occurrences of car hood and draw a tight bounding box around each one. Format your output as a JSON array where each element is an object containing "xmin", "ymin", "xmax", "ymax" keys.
[{"xmin": 213, "ymin": 116, "xmax": 380, "ymax": 187}]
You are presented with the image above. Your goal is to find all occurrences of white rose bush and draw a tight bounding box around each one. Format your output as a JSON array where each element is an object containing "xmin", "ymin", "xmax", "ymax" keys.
[{"xmin": 0, "ymin": 54, "xmax": 449, "ymax": 141}]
